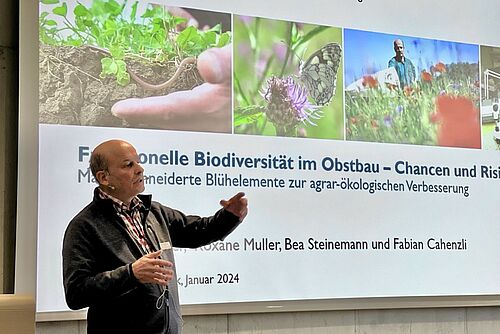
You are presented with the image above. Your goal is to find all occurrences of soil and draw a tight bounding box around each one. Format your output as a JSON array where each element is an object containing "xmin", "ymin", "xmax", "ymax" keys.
[{"xmin": 39, "ymin": 44, "xmax": 203, "ymax": 128}]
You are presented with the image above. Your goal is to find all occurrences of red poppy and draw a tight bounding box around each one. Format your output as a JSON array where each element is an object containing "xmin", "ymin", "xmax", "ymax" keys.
[
  {"xmin": 421, "ymin": 70, "xmax": 432, "ymax": 82},
  {"xmin": 362, "ymin": 75, "xmax": 378, "ymax": 88},
  {"xmin": 403, "ymin": 86, "xmax": 414, "ymax": 96},
  {"xmin": 371, "ymin": 120, "xmax": 379, "ymax": 129},
  {"xmin": 433, "ymin": 62, "xmax": 446, "ymax": 73},
  {"xmin": 385, "ymin": 83, "xmax": 398, "ymax": 90},
  {"xmin": 350, "ymin": 117, "xmax": 358, "ymax": 124},
  {"xmin": 430, "ymin": 95, "xmax": 481, "ymax": 149}
]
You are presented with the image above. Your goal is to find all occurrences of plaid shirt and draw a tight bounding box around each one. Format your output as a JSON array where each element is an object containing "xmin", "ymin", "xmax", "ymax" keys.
[{"xmin": 98, "ymin": 188, "xmax": 152, "ymax": 254}]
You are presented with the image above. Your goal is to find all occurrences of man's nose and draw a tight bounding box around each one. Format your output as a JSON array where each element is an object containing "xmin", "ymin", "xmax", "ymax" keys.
[{"xmin": 136, "ymin": 164, "xmax": 144, "ymax": 173}]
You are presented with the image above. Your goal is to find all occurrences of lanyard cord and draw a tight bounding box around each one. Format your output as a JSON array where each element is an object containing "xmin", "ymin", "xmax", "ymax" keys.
[
  {"xmin": 156, "ymin": 285, "xmax": 169, "ymax": 309},
  {"xmin": 156, "ymin": 285, "xmax": 170, "ymax": 332},
  {"xmin": 146, "ymin": 223, "xmax": 172, "ymax": 331}
]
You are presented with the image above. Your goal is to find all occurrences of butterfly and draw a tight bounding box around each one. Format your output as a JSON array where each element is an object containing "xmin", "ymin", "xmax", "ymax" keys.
[{"xmin": 299, "ymin": 43, "xmax": 342, "ymax": 106}]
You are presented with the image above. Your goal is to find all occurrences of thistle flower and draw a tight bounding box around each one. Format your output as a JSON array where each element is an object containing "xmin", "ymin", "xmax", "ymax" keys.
[{"xmin": 262, "ymin": 76, "xmax": 321, "ymax": 136}]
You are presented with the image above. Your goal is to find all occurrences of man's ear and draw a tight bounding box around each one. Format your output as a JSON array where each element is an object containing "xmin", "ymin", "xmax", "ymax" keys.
[{"xmin": 96, "ymin": 170, "xmax": 109, "ymax": 186}]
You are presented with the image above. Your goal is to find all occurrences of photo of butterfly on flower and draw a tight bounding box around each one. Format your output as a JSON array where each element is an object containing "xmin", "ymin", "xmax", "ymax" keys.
[{"xmin": 233, "ymin": 16, "xmax": 344, "ymax": 139}]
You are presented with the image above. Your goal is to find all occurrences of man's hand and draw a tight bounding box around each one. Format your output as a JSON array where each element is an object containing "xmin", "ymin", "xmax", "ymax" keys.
[
  {"xmin": 131, "ymin": 250, "xmax": 173, "ymax": 285},
  {"xmin": 220, "ymin": 192, "xmax": 248, "ymax": 221},
  {"xmin": 111, "ymin": 44, "xmax": 232, "ymax": 133}
]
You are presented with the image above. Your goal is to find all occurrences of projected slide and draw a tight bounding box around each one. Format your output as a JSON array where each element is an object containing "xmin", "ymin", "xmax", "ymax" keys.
[
  {"xmin": 233, "ymin": 16, "xmax": 344, "ymax": 139},
  {"xmin": 480, "ymin": 45, "xmax": 500, "ymax": 151},
  {"xmin": 37, "ymin": 0, "xmax": 500, "ymax": 314},
  {"xmin": 344, "ymin": 29, "xmax": 480, "ymax": 149}
]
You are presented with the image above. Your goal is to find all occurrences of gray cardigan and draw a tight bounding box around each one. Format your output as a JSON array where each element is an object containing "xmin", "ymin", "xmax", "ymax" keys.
[{"xmin": 63, "ymin": 188, "xmax": 241, "ymax": 334}]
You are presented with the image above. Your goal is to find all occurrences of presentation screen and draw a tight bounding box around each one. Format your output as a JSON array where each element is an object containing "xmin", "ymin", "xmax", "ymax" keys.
[{"xmin": 31, "ymin": 0, "xmax": 500, "ymax": 315}]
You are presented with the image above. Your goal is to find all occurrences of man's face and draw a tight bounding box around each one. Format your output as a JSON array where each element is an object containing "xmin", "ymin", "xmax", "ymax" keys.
[
  {"xmin": 103, "ymin": 142, "xmax": 145, "ymax": 203},
  {"xmin": 394, "ymin": 40, "xmax": 405, "ymax": 58}
]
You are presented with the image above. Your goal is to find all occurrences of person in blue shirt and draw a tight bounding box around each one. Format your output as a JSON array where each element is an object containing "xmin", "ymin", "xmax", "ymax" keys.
[{"xmin": 388, "ymin": 39, "xmax": 416, "ymax": 89}]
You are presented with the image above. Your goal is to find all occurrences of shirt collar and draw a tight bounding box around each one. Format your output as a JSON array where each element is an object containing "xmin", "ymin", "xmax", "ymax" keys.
[{"xmin": 97, "ymin": 187, "xmax": 144, "ymax": 213}]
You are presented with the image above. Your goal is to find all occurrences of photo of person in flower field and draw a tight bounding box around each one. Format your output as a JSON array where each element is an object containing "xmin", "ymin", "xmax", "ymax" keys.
[
  {"xmin": 344, "ymin": 29, "xmax": 481, "ymax": 149},
  {"xmin": 233, "ymin": 15, "xmax": 344, "ymax": 139}
]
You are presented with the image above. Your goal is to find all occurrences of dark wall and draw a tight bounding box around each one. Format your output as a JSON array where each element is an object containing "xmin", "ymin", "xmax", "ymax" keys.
[{"xmin": 0, "ymin": 0, "xmax": 19, "ymax": 293}]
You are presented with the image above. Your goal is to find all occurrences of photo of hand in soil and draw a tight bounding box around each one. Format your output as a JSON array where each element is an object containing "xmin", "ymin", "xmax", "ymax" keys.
[{"xmin": 39, "ymin": 0, "xmax": 232, "ymax": 133}]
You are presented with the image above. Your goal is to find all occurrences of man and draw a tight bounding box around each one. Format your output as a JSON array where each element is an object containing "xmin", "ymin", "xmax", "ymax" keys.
[
  {"xmin": 388, "ymin": 39, "xmax": 416, "ymax": 89},
  {"xmin": 62, "ymin": 139, "xmax": 248, "ymax": 334}
]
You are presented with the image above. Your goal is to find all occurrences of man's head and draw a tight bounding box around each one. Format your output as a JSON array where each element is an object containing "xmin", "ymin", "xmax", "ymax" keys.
[
  {"xmin": 90, "ymin": 139, "xmax": 145, "ymax": 204},
  {"xmin": 393, "ymin": 39, "xmax": 405, "ymax": 61}
]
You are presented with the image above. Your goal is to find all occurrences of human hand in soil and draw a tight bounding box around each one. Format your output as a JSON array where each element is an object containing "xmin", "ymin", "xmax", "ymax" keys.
[
  {"xmin": 111, "ymin": 44, "xmax": 232, "ymax": 133},
  {"xmin": 165, "ymin": 6, "xmax": 199, "ymax": 30}
]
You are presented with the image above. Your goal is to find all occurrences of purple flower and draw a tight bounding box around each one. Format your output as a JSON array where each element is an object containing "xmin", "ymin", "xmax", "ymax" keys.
[
  {"xmin": 383, "ymin": 115, "xmax": 393, "ymax": 127},
  {"xmin": 395, "ymin": 105, "xmax": 404, "ymax": 114},
  {"xmin": 262, "ymin": 76, "xmax": 321, "ymax": 135},
  {"xmin": 256, "ymin": 52, "xmax": 271, "ymax": 78},
  {"xmin": 238, "ymin": 16, "xmax": 254, "ymax": 25},
  {"xmin": 237, "ymin": 42, "xmax": 251, "ymax": 58},
  {"xmin": 272, "ymin": 43, "xmax": 287, "ymax": 61}
]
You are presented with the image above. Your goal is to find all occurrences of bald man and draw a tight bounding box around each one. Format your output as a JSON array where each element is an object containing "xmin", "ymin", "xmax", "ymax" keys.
[
  {"xmin": 388, "ymin": 39, "xmax": 416, "ymax": 89},
  {"xmin": 63, "ymin": 140, "xmax": 248, "ymax": 334}
]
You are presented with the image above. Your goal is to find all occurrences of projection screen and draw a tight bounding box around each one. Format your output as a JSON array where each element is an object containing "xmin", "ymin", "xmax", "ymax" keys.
[{"xmin": 17, "ymin": 0, "xmax": 500, "ymax": 320}]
